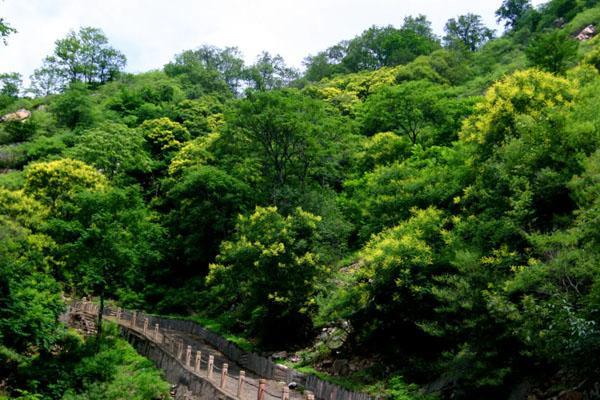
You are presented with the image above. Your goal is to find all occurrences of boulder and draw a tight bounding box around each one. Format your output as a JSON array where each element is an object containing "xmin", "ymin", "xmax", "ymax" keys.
[
  {"xmin": 0, "ymin": 108, "xmax": 31, "ymax": 123},
  {"xmin": 576, "ymin": 25, "xmax": 597, "ymax": 41}
]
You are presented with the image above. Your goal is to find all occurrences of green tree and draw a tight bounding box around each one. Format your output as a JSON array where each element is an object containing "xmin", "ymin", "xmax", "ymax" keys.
[
  {"xmin": 0, "ymin": 72, "xmax": 21, "ymax": 97},
  {"xmin": 139, "ymin": 117, "xmax": 190, "ymax": 157},
  {"xmin": 217, "ymin": 89, "xmax": 354, "ymax": 209},
  {"xmin": 526, "ymin": 30, "xmax": 578, "ymax": 73},
  {"xmin": 165, "ymin": 45, "xmax": 244, "ymax": 96},
  {"xmin": 24, "ymin": 158, "xmax": 107, "ymax": 209},
  {"xmin": 50, "ymin": 82, "xmax": 97, "ymax": 129},
  {"xmin": 206, "ymin": 206, "xmax": 324, "ymax": 345},
  {"xmin": 444, "ymin": 14, "xmax": 495, "ymax": 51},
  {"xmin": 56, "ymin": 187, "xmax": 163, "ymax": 349},
  {"xmin": 67, "ymin": 123, "xmax": 152, "ymax": 180},
  {"xmin": 346, "ymin": 208, "xmax": 449, "ymax": 359},
  {"xmin": 0, "ymin": 15, "xmax": 15, "ymax": 45},
  {"xmin": 244, "ymin": 52, "xmax": 299, "ymax": 91},
  {"xmin": 0, "ymin": 188, "xmax": 64, "ymax": 381},
  {"xmin": 162, "ymin": 165, "xmax": 250, "ymax": 278},
  {"xmin": 495, "ymin": 0, "xmax": 532, "ymax": 30},
  {"xmin": 359, "ymin": 80, "xmax": 446, "ymax": 144},
  {"xmin": 32, "ymin": 26, "xmax": 126, "ymax": 90}
]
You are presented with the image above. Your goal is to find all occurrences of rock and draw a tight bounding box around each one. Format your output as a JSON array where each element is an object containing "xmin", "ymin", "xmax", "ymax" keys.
[
  {"xmin": 0, "ymin": 109, "xmax": 31, "ymax": 123},
  {"xmin": 576, "ymin": 25, "xmax": 597, "ymax": 41},
  {"xmin": 332, "ymin": 359, "xmax": 350, "ymax": 376},
  {"xmin": 272, "ymin": 351, "xmax": 288, "ymax": 359},
  {"xmin": 289, "ymin": 354, "xmax": 301, "ymax": 363},
  {"xmin": 557, "ymin": 390, "xmax": 584, "ymax": 400},
  {"xmin": 288, "ymin": 382, "xmax": 298, "ymax": 389}
]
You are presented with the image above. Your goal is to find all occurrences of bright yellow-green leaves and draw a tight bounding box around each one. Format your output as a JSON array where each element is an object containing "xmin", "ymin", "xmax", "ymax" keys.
[
  {"xmin": 0, "ymin": 187, "xmax": 49, "ymax": 228},
  {"xmin": 139, "ymin": 117, "xmax": 190, "ymax": 155},
  {"xmin": 460, "ymin": 69, "xmax": 577, "ymax": 146},
  {"xmin": 206, "ymin": 206, "xmax": 324, "ymax": 343},
  {"xmin": 24, "ymin": 158, "xmax": 107, "ymax": 207},
  {"xmin": 168, "ymin": 133, "xmax": 219, "ymax": 176}
]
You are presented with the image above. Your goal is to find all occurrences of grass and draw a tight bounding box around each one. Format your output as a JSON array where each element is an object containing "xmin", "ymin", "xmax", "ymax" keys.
[{"xmin": 189, "ymin": 314, "xmax": 256, "ymax": 352}]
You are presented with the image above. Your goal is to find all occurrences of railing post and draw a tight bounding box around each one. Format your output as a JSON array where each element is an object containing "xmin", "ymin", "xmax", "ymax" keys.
[
  {"xmin": 131, "ymin": 311, "xmax": 137, "ymax": 328},
  {"xmin": 208, "ymin": 355, "xmax": 214, "ymax": 379},
  {"xmin": 143, "ymin": 318, "xmax": 148, "ymax": 335},
  {"xmin": 220, "ymin": 363, "xmax": 228, "ymax": 388},
  {"xmin": 186, "ymin": 345, "xmax": 192, "ymax": 367},
  {"xmin": 116, "ymin": 307, "xmax": 121, "ymax": 321},
  {"xmin": 154, "ymin": 323, "xmax": 159, "ymax": 341},
  {"xmin": 305, "ymin": 392, "xmax": 315, "ymax": 400},
  {"xmin": 195, "ymin": 351, "xmax": 202, "ymax": 373},
  {"xmin": 330, "ymin": 389, "xmax": 337, "ymax": 400},
  {"xmin": 257, "ymin": 379, "xmax": 267, "ymax": 400},
  {"xmin": 177, "ymin": 341, "xmax": 183, "ymax": 360},
  {"xmin": 237, "ymin": 371, "xmax": 245, "ymax": 398},
  {"xmin": 282, "ymin": 386, "xmax": 290, "ymax": 400}
]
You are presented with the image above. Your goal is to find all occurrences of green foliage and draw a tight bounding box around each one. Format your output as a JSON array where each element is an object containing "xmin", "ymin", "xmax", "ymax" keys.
[
  {"xmin": 348, "ymin": 208, "xmax": 449, "ymax": 360},
  {"xmin": 67, "ymin": 123, "xmax": 152, "ymax": 180},
  {"xmin": 206, "ymin": 206, "xmax": 325, "ymax": 345},
  {"xmin": 496, "ymin": 0, "xmax": 533, "ymax": 30},
  {"xmin": 54, "ymin": 186, "xmax": 163, "ymax": 302},
  {"xmin": 216, "ymin": 89, "xmax": 355, "ymax": 210},
  {"xmin": 345, "ymin": 146, "xmax": 468, "ymax": 241},
  {"xmin": 164, "ymin": 45, "xmax": 243, "ymax": 97},
  {"xmin": 24, "ymin": 158, "xmax": 107, "ymax": 208},
  {"xmin": 244, "ymin": 52, "xmax": 300, "ymax": 91},
  {"xmin": 0, "ymin": 16, "xmax": 16, "ymax": 45},
  {"xmin": 31, "ymin": 27, "xmax": 126, "ymax": 93},
  {"xmin": 444, "ymin": 14, "xmax": 495, "ymax": 51},
  {"xmin": 525, "ymin": 30, "xmax": 578, "ymax": 73},
  {"xmin": 7, "ymin": 5, "xmax": 600, "ymax": 398},
  {"xmin": 139, "ymin": 117, "xmax": 190, "ymax": 157},
  {"xmin": 50, "ymin": 83, "xmax": 97, "ymax": 129},
  {"xmin": 162, "ymin": 165, "xmax": 250, "ymax": 277},
  {"xmin": 303, "ymin": 16, "xmax": 440, "ymax": 80},
  {"xmin": 359, "ymin": 81, "xmax": 465, "ymax": 144},
  {"xmin": 0, "ymin": 188, "xmax": 64, "ymax": 384}
]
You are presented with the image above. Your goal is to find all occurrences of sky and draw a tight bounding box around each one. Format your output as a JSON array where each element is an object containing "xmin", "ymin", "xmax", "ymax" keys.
[{"xmin": 0, "ymin": 0, "xmax": 547, "ymax": 83}]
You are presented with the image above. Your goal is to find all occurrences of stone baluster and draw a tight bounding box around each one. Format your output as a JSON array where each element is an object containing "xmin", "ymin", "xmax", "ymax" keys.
[
  {"xmin": 220, "ymin": 363, "xmax": 228, "ymax": 388},
  {"xmin": 143, "ymin": 318, "xmax": 149, "ymax": 335},
  {"xmin": 186, "ymin": 345, "xmax": 192, "ymax": 367},
  {"xmin": 282, "ymin": 386, "xmax": 290, "ymax": 400},
  {"xmin": 257, "ymin": 379, "xmax": 267, "ymax": 400},
  {"xmin": 154, "ymin": 323, "xmax": 159, "ymax": 341},
  {"xmin": 208, "ymin": 355, "xmax": 214, "ymax": 379},
  {"xmin": 237, "ymin": 371, "xmax": 245, "ymax": 398},
  {"xmin": 131, "ymin": 311, "xmax": 137, "ymax": 328},
  {"xmin": 195, "ymin": 351, "xmax": 202, "ymax": 373}
]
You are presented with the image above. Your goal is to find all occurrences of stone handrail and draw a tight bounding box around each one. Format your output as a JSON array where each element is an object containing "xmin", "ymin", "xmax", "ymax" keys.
[{"xmin": 70, "ymin": 301, "xmax": 374, "ymax": 400}]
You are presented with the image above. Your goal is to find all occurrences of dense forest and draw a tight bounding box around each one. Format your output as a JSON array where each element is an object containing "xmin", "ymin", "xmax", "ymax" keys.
[{"xmin": 2, "ymin": 0, "xmax": 600, "ymax": 398}]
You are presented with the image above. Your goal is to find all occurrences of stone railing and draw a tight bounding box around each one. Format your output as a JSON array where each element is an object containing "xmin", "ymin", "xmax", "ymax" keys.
[{"xmin": 70, "ymin": 301, "xmax": 374, "ymax": 400}]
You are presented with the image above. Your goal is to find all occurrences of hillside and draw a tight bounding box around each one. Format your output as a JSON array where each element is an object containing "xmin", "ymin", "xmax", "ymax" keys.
[{"xmin": 2, "ymin": 0, "xmax": 600, "ymax": 399}]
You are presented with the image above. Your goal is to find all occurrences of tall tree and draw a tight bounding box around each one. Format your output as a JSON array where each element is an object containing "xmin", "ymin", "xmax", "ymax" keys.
[
  {"xmin": 526, "ymin": 30, "xmax": 578, "ymax": 73},
  {"xmin": 244, "ymin": 52, "xmax": 299, "ymax": 91},
  {"xmin": 164, "ymin": 45, "xmax": 243, "ymax": 97},
  {"xmin": 0, "ymin": 72, "xmax": 21, "ymax": 97},
  {"xmin": 444, "ymin": 14, "xmax": 495, "ymax": 51},
  {"xmin": 31, "ymin": 26, "xmax": 126, "ymax": 91},
  {"xmin": 496, "ymin": 0, "xmax": 533, "ymax": 30}
]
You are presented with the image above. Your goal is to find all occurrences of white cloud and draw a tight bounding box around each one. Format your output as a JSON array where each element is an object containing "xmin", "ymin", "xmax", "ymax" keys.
[{"xmin": 0, "ymin": 0, "xmax": 549, "ymax": 83}]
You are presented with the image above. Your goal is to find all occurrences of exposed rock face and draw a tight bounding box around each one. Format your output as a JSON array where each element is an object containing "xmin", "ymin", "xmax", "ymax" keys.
[
  {"xmin": 576, "ymin": 25, "xmax": 597, "ymax": 41},
  {"xmin": 0, "ymin": 109, "xmax": 31, "ymax": 123}
]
